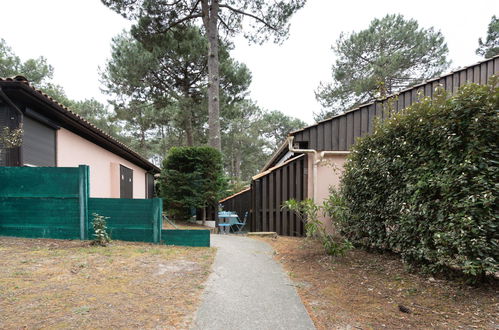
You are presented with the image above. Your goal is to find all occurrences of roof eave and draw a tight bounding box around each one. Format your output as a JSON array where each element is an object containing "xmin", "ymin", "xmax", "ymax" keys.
[{"xmin": 0, "ymin": 79, "xmax": 160, "ymax": 173}]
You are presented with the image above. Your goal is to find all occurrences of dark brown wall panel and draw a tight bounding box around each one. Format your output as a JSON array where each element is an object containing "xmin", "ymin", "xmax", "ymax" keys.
[
  {"xmin": 309, "ymin": 126, "xmax": 317, "ymax": 149},
  {"xmin": 368, "ymin": 104, "xmax": 375, "ymax": 133},
  {"xmin": 281, "ymin": 165, "xmax": 288, "ymax": 235},
  {"xmin": 353, "ymin": 110, "xmax": 361, "ymax": 141},
  {"xmin": 289, "ymin": 162, "xmax": 295, "ymax": 236},
  {"xmin": 445, "ymin": 75, "xmax": 453, "ymax": 92},
  {"xmin": 244, "ymin": 156, "xmax": 306, "ymax": 237},
  {"xmin": 339, "ymin": 116, "xmax": 346, "ymax": 150},
  {"xmin": 290, "ymin": 57, "xmax": 497, "ymax": 153},
  {"xmin": 346, "ymin": 112, "xmax": 354, "ymax": 149},
  {"xmin": 487, "ymin": 60, "xmax": 495, "ymax": 81},
  {"xmin": 480, "ymin": 62, "xmax": 488, "ymax": 84},
  {"xmin": 317, "ymin": 124, "xmax": 325, "ymax": 150},
  {"xmin": 332, "ymin": 120, "xmax": 339, "ymax": 150},
  {"xmin": 277, "ymin": 171, "xmax": 282, "ymax": 232},
  {"xmin": 324, "ymin": 121, "xmax": 332, "ymax": 150},
  {"xmin": 262, "ymin": 176, "xmax": 268, "ymax": 232}
]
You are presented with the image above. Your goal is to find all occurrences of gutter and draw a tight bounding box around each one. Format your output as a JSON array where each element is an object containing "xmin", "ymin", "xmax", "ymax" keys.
[{"xmin": 287, "ymin": 136, "xmax": 349, "ymax": 201}]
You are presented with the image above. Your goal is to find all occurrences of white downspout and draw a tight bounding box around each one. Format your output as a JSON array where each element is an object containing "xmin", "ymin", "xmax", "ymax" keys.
[
  {"xmin": 287, "ymin": 136, "xmax": 350, "ymax": 202},
  {"xmin": 287, "ymin": 136, "xmax": 319, "ymax": 201}
]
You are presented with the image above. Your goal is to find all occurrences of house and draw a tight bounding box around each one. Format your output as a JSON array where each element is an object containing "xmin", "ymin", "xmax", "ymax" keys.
[
  {"xmin": 0, "ymin": 76, "xmax": 160, "ymax": 198},
  {"xmin": 222, "ymin": 55, "xmax": 499, "ymax": 236}
]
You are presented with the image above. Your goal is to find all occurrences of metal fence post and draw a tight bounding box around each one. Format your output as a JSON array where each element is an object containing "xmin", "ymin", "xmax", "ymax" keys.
[
  {"xmin": 78, "ymin": 165, "xmax": 89, "ymax": 240},
  {"xmin": 152, "ymin": 198, "xmax": 163, "ymax": 244}
]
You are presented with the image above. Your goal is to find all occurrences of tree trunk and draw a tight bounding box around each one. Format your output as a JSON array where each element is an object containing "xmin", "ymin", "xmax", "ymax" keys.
[
  {"xmin": 182, "ymin": 82, "xmax": 194, "ymax": 146},
  {"xmin": 202, "ymin": 207, "xmax": 206, "ymax": 226},
  {"xmin": 202, "ymin": 0, "xmax": 221, "ymax": 151},
  {"xmin": 184, "ymin": 108, "xmax": 194, "ymax": 146},
  {"xmin": 235, "ymin": 147, "xmax": 242, "ymax": 180}
]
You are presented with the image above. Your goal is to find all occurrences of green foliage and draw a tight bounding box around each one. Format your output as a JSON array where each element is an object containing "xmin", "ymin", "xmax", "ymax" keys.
[
  {"xmin": 282, "ymin": 199, "xmax": 352, "ymax": 256},
  {"xmin": 0, "ymin": 39, "xmax": 119, "ymax": 140},
  {"xmin": 101, "ymin": 28, "xmax": 253, "ymax": 157},
  {"xmin": 260, "ymin": 110, "xmax": 307, "ymax": 147},
  {"xmin": 0, "ymin": 126, "xmax": 23, "ymax": 148},
  {"xmin": 102, "ymin": 0, "xmax": 306, "ymax": 151},
  {"xmin": 91, "ymin": 213, "xmax": 111, "ymax": 246},
  {"xmin": 0, "ymin": 38, "xmax": 53, "ymax": 85},
  {"xmin": 337, "ymin": 80, "xmax": 499, "ymax": 278},
  {"xmin": 159, "ymin": 146, "xmax": 225, "ymax": 220},
  {"xmin": 102, "ymin": 0, "xmax": 306, "ymax": 45},
  {"xmin": 476, "ymin": 15, "xmax": 499, "ymax": 59},
  {"xmin": 222, "ymin": 100, "xmax": 306, "ymax": 183},
  {"xmin": 315, "ymin": 14, "xmax": 450, "ymax": 120}
]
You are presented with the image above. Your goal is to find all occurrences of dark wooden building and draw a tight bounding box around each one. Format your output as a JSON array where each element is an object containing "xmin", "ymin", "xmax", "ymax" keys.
[{"xmin": 221, "ymin": 55, "xmax": 499, "ymax": 236}]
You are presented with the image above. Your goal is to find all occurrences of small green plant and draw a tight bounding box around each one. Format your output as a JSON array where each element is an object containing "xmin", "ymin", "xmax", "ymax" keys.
[
  {"xmin": 282, "ymin": 199, "xmax": 352, "ymax": 256},
  {"xmin": 0, "ymin": 126, "xmax": 23, "ymax": 148},
  {"xmin": 91, "ymin": 213, "xmax": 111, "ymax": 246}
]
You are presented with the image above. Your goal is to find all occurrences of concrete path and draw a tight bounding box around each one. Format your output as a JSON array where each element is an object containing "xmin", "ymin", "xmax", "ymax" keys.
[{"xmin": 192, "ymin": 235, "xmax": 315, "ymax": 330}]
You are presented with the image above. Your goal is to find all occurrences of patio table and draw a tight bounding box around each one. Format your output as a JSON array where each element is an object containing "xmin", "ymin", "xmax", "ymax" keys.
[{"xmin": 218, "ymin": 212, "xmax": 239, "ymax": 234}]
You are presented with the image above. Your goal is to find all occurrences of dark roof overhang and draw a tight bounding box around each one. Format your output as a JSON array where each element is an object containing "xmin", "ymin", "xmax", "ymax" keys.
[{"xmin": 0, "ymin": 77, "xmax": 160, "ymax": 173}]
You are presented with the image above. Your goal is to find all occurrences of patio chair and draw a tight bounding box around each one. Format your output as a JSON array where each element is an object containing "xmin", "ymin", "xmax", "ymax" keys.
[{"xmin": 232, "ymin": 211, "xmax": 248, "ymax": 233}]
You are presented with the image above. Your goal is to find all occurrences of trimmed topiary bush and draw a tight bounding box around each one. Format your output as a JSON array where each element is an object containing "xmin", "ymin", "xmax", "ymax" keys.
[
  {"xmin": 159, "ymin": 146, "xmax": 225, "ymax": 221},
  {"xmin": 337, "ymin": 80, "xmax": 498, "ymax": 278}
]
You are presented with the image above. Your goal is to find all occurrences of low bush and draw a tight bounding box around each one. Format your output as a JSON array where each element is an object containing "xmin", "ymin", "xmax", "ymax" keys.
[
  {"xmin": 91, "ymin": 213, "xmax": 111, "ymax": 246},
  {"xmin": 159, "ymin": 146, "xmax": 225, "ymax": 221},
  {"xmin": 283, "ymin": 198, "xmax": 352, "ymax": 256},
  {"xmin": 337, "ymin": 80, "xmax": 498, "ymax": 278}
]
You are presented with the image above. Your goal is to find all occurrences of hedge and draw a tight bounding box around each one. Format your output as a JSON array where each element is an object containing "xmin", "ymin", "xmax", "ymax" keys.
[
  {"xmin": 337, "ymin": 80, "xmax": 498, "ymax": 277},
  {"xmin": 159, "ymin": 146, "xmax": 224, "ymax": 220}
]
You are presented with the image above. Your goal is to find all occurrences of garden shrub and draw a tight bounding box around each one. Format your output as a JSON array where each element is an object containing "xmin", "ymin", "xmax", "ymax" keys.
[
  {"xmin": 337, "ymin": 80, "xmax": 498, "ymax": 278},
  {"xmin": 283, "ymin": 198, "xmax": 352, "ymax": 256},
  {"xmin": 159, "ymin": 146, "xmax": 225, "ymax": 221}
]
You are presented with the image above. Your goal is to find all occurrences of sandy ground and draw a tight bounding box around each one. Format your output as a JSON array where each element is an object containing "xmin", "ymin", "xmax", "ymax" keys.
[
  {"xmin": 0, "ymin": 236, "xmax": 215, "ymax": 329},
  {"xmin": 256, "ymin": 236, "xmax": 498, "ymax": 329}
]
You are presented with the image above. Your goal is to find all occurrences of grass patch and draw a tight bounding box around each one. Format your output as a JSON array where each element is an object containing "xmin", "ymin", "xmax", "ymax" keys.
[{"xmin": 0, "ymin": 236, "xmax": 215, "ymax": 329}]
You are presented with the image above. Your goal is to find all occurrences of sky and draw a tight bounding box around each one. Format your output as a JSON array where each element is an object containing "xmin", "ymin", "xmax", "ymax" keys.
[{"xmin": 1, "ymin": 0, "xmax": 498, "ymax": 124}]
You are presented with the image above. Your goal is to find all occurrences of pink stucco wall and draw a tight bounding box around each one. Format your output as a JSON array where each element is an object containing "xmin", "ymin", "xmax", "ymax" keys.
[
  {"xmin": 307, "ymin": 153, "xmax": 348, "ymax": 231},
  {"xmin": 307, "ymin": 153, "xmax": 347, "ymax": 204},
  {"xmin": 57, "ymin": 128, "xmax": 147, "ymax": 198}
]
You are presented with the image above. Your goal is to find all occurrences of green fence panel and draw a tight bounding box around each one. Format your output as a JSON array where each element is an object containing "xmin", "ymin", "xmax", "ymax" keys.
[
  {"xmin": 0, "ymin": 166, "xmax": 80, "ymax": 197},
  {"xmin": 88, "ymin": 198, "xmax": 162, "ymax": 243},
  {"xmin": 162, "ymin": 229, "xmax": 210, "ymax": 247},
  {"xmin": 0, "ymin": 166, "xmax": 86, "ymax": 239},
  {"xmin": 0, "ymin": 198, "xmax": 80, "ymax": 239},
  {"xmin": 0, "ymin": 166, "xmax": 162, "ymax": 243}
]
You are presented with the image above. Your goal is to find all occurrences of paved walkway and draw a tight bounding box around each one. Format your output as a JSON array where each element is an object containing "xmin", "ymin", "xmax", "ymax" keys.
[{"xmin": 192, "ymin": 235, "xmax": 315, "ymax": 330}]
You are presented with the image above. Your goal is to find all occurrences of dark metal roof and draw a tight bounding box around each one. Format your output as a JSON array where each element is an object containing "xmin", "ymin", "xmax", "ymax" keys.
[
  {"xmin": 290, "ymin": 55, "xmax": 499, "ymax": 151},
  {"xmin": 0, "ymin": 76, "xmax": 160, "ymax": 173}
]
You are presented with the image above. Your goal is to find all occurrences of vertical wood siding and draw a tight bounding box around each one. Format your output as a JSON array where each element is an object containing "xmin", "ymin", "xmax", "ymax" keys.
[
  {"xmin": 250, "ymin": 155, "xmax": 307, "ymax": 236},
  {"xmin": 292, "ymin": 56, "xmax": 499, "ymax": 150},
  {"xmin": 221, "ymin": 56, "xmax": 498, "ymax": 238}
]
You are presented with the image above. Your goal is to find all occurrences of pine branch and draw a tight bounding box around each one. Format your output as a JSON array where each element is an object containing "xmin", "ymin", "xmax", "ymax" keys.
[{"xmin": 219, "ymin": 4, "xmax": 277, "ymax": 31}]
